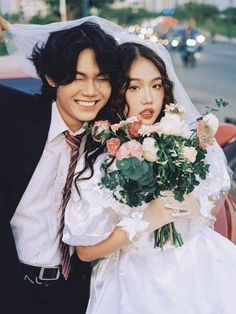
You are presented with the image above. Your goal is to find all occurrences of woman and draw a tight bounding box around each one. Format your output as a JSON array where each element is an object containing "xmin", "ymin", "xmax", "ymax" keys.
[{"xmin": 62, "ymin": 39, "xmax": 236, "ymax": 313}]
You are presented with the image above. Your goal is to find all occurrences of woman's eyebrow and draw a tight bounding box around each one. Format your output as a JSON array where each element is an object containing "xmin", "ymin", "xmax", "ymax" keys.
[
  {"xmin": 129, "ymin": 78, "xmax": 141, "ymax": 82},
  {"xmin": 129, "ymin": 77, "xmax": 162, "ymax": 82},
  {"xmin": 152, "ymin": 77, "xmax": 162, "ymax": 82}
]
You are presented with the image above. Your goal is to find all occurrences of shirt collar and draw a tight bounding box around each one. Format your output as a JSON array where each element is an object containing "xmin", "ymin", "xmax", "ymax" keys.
[{"xmin": 48, "ymin": 102, "xmax": 87, "ymax": 143}]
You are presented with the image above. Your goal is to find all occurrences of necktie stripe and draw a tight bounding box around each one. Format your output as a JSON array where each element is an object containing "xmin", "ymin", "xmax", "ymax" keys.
[{"xmin": 59, "ymin": 130, "xmax": 84, "ymax": 279}]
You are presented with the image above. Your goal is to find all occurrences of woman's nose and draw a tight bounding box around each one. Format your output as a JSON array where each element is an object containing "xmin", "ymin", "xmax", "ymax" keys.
[{"xmin": 142, "ymin": 88, "xmax": 153, "ymax": 104}]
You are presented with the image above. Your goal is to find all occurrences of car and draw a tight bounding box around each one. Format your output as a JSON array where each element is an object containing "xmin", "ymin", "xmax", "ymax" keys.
[{"xmin": 0, "ymin": 55, "xmax": 42, "ymax": 94}]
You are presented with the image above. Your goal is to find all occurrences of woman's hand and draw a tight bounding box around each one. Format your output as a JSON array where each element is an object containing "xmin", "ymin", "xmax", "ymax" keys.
[
  {"xmin": 142, "ymin": 191, "xmax": 200, "ymax": 233},
  {"xmin": 0, "ymin": 16, "xmax": 9, "ymax": 42},
  {"xmin": 161, "ymin": 191, "xmax": 200, "ymax": 219}
]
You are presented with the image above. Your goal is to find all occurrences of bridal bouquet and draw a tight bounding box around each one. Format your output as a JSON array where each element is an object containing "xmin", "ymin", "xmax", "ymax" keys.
[{"xmin": 91, "ymin": 103, "xmax": 221, "ymax": 249}]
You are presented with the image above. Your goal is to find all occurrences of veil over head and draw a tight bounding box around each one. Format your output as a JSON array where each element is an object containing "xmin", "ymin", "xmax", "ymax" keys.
[
  {"xmin": 5, "ymin": 16, "xmax": 230, "ymax": 206},
  {"xmin": 6, "ymin": 15, "xmax": 201, "ymax": 124}
]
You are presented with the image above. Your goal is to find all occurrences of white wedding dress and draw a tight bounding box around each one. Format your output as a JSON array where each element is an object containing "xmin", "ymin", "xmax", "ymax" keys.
[{"xmin": 63, "ymin": 146, "xmax": 236, "ymax": 314}]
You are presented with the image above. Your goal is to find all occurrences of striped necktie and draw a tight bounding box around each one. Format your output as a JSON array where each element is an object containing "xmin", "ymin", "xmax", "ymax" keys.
[{"xmin": 59, "ymin": 130, "xmax": 85, "ymax": 279}]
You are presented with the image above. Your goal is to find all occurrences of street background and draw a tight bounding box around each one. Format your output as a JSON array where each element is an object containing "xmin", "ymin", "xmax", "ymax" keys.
[
  {"xmin": 0, "ymin": 0, "xmax": 236, "ymax": 122},
  {"xmin": 171, "ymin": 40, "xmax": 236, "ymax": 122}
]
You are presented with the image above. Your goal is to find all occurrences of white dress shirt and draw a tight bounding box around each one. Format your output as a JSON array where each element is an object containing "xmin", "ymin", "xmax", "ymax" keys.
[{"xmin": 10, "ymin": 102, "xmax": 86, "ymax": 267}]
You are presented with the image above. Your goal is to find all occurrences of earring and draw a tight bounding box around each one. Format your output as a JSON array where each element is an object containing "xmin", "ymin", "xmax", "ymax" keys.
[{"xmin": 51, "ymin": 84, "xmax": 56, "ymax": 87}]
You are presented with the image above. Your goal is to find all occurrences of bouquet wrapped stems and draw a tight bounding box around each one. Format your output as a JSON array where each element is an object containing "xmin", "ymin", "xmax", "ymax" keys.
[{"xmin": 154, "ymin": 223, "xmax": 184, "ymax": 250}]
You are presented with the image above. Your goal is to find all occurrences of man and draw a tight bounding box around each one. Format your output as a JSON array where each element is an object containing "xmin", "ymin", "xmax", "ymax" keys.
[{"xmin": 0, "ymin": 17, "xmax": 119, "ymax": 314}]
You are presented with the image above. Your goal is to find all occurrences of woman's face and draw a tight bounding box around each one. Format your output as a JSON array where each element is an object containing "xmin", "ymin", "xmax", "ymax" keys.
[{"xmin": 125, "ymin": 56, "xmax": 164, "ymax": 125}]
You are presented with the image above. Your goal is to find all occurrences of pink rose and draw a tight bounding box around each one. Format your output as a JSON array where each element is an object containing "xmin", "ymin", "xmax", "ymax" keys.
[
  {"xmin": 106, "ymin": 138, "xmax": 121, "ymax": 156},
  {"xmin": 116, "ymin": 140, "xmax": 143, "ymax": 160},
  {"xmin": 197, "ymin": 120, "xmax": 215, "ymax": 149},
  {"xmin": 128, "ymin": 119, "xmax": 142, "ymax": 137}
]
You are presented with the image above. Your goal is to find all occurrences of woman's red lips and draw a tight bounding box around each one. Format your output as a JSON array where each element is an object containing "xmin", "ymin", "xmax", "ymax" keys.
[{"xmin": 140, "ymin": 108, "xmax": 154, "ymax": 119}]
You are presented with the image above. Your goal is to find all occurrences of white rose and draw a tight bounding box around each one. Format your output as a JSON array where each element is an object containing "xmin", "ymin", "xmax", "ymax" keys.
[
  {"xmin": 165, "ymin": 103, "xmax": 186, "ymax": 118},
  {"xmin": 203, "ymin": 113, "xmax": 219, "ymax": 134},
  {"xmin": 142, "ymin": 137, "xmax": 159, "ymax": 162},
  {"xmin": 159, "ymin": 113, "xmax": 185, "ymax": 136},
  {"xmin": 182, "ymin": 146, "xmax": 198, "ymax": 163}
]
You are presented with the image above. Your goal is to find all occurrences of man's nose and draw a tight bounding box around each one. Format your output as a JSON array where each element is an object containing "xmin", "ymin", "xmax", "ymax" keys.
[
  {"xmin": 83, "ymin": 80, "xmax": 96, "ymax": 96},
  {"xmin": 142, "ymin": 88, "xmax": 153, "ymax": 104}
]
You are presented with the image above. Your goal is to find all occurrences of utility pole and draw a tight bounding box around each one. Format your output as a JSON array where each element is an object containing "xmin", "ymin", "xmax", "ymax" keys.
[
  {"xmin": 59, "ymin": 0, "xmax": 67, "ymax": 21},
  {"xmin": 82, "ymin": 0, "xmax": 89, "ymax": 17}
]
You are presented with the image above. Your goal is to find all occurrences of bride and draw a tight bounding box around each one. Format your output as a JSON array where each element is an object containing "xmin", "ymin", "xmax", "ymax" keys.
[
  {"xmin": 63, "ymin": 39, "xmax": 236, "ymax": 314},
  {"xmin": 5, "ymin": 16, "xmax": 236, "ymax": 314}
]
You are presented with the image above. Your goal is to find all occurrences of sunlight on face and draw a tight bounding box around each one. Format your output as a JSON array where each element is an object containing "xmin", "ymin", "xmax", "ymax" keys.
[
  {"xmin": 53, "ymin": 48, "xmax": 111, "ymax": 132},
  {"xmin": 125, "ymin": 57, "xmax": 164, "ymax": 125}
]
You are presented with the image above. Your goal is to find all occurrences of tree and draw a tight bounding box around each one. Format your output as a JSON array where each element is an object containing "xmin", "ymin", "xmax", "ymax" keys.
[
  {"xmin": 174, "ymin": 3, "xmax": 219, "ymax": 24},
  {"xmin": 45, "ymin": 0, "xmax": 114, "ymax": 20}
]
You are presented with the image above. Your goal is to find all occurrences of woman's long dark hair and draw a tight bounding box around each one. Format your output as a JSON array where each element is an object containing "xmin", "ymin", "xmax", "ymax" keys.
[
  {"xmin": 117, "ymin": 42, "xmax": 175, "ymax": 122},
  {"xmin": 74, "ymin": 42, "xmax": 175, "ymax": 191}
]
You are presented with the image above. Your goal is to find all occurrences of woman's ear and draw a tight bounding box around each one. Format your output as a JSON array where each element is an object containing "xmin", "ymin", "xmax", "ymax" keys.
[{"xmin": 45, "ymin": 75, "xmax": 56, "ymax": 87}]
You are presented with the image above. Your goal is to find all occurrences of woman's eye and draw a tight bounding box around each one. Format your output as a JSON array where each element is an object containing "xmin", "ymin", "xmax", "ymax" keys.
[
  {"xmin": 129, "ymin": 85, "xmax": 140, "ymax": 91},
  {"xmin": 75, "ymin": 77, "xmax": 83, "ymax": 81},
  {"xmin": 153, "ymin": 83, "xmax": 162, "ymax": 89}
]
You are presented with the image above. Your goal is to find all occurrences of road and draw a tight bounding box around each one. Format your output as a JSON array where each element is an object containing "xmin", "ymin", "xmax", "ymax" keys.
[{"xmin": 170, "ymin": 41, "xmax": 236, "ymax": 122}]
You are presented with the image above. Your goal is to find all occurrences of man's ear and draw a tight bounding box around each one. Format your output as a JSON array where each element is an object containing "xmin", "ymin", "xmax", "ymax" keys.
[{"xmin": 45, "ymin": 75, "xmax": 56, "ymax": 87}]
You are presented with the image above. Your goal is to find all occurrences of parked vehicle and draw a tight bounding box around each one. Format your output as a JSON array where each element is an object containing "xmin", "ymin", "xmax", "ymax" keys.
[
  {"xmin": 214, "ymin": 122, "xmax": 236, "ymax": 244},
  {"xmin": 0, "ymin": 55, "xmax": 42, "ymax": 94}
]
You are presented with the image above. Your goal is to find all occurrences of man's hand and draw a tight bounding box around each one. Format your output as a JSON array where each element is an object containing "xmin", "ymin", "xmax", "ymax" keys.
[{"xmin": 0, "ymin": 16, "xmax": 9, "ymax": 43}]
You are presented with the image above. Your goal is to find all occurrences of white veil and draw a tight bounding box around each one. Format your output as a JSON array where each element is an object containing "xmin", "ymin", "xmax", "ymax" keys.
[
  {"xmin": 5, "ymin": 15, "xmax": 201, "ymax": 124},
  {"xmin": 5, "ymin": 15, "xmax": 231, "ymax": 207}
]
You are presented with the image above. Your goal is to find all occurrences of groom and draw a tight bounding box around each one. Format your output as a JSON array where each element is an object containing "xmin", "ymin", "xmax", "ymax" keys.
[{"xmin": 0, "ymin": 18, "xmax": 118, "ymax": 314}]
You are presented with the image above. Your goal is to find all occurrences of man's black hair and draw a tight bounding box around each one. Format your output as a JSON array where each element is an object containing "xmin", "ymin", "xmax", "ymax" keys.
[{"xmin": 30, "ymin": 21, "xmax": 119, "ymax": 101}]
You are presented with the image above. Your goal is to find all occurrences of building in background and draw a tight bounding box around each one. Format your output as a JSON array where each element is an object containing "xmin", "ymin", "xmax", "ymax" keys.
[
  {"xmin": 0, "ymin": 0, "xmax": 48, "ymax": 19},
  {"xmin": 113, "ymin": 0, "xmax": 236, "ymax": 12},
  {"xmin": 1, "ymin": 0, "xmax": 235, "ymax": 18}
]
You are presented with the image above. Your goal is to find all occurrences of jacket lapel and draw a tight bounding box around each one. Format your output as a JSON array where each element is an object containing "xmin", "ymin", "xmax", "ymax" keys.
[{"xmin": 9, "ymin": 96, "xmax": 52, "ymax": 218}]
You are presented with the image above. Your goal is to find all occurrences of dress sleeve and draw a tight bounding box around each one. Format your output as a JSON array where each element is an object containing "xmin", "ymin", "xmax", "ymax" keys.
[
  {"xmin": 62, "ymin": 154, "xmax": 119, "ymax": 246},
  {"xmin": 193, "ymin": 143, "xmax": 231, "ymax": 223},
  {"xmin": 62, "ymin": 153, "xmax": 149, "ymax": 246}
]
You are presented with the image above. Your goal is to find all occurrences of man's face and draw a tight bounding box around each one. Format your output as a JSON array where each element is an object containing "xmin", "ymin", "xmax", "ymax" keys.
[{"xmin": 54, "ymin": 48, "xmax": 112, "ymax": 132}]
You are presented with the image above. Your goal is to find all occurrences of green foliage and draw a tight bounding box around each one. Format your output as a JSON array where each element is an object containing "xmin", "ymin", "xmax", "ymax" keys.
[
  {"xmin": 29, "ymin": 12, "xmax": 60, "ymax": 24},
  {"xmin": 203, "ymin": 98, "xmax": 229, "ymax": 115},
  {"xmin": 173, "ymin": 3, "xmax": 236, "ymax": 39},
  {"xmin": 174, "ymin": 3, "xmax": 219, "ymax": 23},
  {"xmin": 0, "ymin": 42, "xmax": 8, "ymax": 56},
  {"xmin": 45, "ymin": 0, "xmax": 115, "ymax": 19},
  {"xmin": 100, "ymin": 6, "xmax": 157, "ymax": 25},
  {"xmin": 222, "ymin": 7, "xmax": 236, "ymax": 24},
  {"xmin": 116, "ymin": 157, "xmax": 154, "ymax": 185}
]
